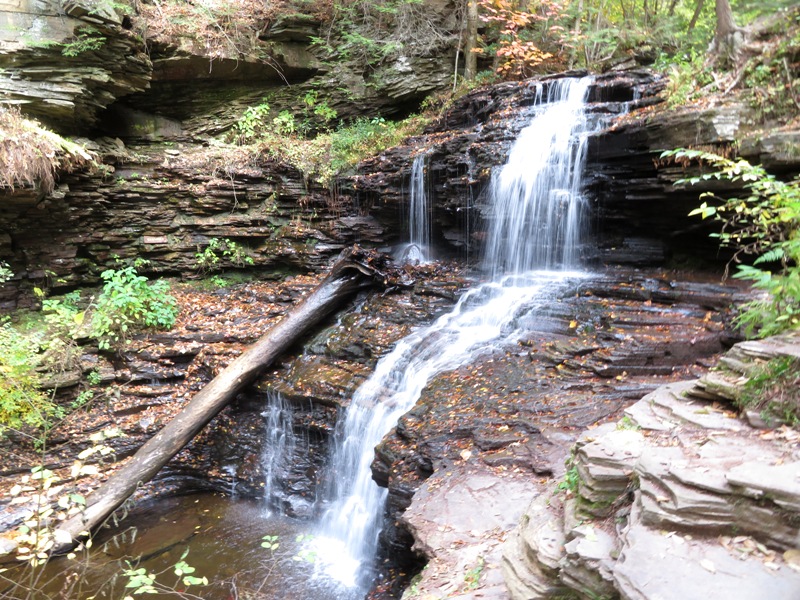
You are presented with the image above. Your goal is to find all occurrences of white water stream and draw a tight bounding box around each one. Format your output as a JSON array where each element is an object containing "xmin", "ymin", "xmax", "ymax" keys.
[
  {"xmin": 311, "ymin": 76, "xmax": 597, "ymax": 598},
  {"xmin": 396, "ymin": 153, "xmax": 432, "ymax": 264}
]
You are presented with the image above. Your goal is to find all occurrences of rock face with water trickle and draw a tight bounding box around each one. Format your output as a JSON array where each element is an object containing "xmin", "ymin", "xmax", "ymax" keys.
[
  {"xmin": 501, "ymin": 334, "xmax": 800, "ymax": 600},
  {"xmin": 370, "ymin": 271, "xmax": 742, "ymax": 572}
]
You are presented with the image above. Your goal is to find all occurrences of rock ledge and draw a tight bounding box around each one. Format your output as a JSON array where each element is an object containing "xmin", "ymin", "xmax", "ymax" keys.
[{"xmin": 503, "ymin": 334, "xmax": 800, "ymax": 600}]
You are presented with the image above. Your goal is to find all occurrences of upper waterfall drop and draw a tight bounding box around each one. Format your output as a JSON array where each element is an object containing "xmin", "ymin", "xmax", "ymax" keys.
[{"xmin": 484, "ymin": 77, "xmax": 593, "ymax": 276}]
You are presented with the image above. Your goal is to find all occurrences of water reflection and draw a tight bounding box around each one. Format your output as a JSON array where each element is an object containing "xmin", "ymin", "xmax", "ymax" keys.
[{"xmin": 2, "ymin": 494, "xmax": 346, "ymax": 600}]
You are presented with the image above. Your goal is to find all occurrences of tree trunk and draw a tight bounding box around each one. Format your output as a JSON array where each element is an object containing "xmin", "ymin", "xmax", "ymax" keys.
[
  {"xmin": 715, "ymin": 0, "xmax": 736, "ymax": 39},
  {"xmin": 686, "ymin": 0, "xmax": 705, "ymax": 32},
  {"xmin": 51, "ymin": 247, "xmax": 395, "ymax": 553},
  {"xmin": 464, "ymin": 0, "xmax": 479, "ymax": 80},
  {"xmin": 710, "ymin": 0, "xmax": 742, "ymax": 63}
]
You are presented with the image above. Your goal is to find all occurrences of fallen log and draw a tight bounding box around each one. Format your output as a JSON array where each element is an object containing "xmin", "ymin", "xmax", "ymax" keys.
[{"xmin": 51, "ymin": 246, "xmax": 403, "ymax": 553}]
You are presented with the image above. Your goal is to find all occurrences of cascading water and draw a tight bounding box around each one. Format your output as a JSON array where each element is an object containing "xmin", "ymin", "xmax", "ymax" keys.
[
  {"xmin": 484, "ymin": 77, "xmax": 592, "ymax": 275},
  {"xmin": 397, "ymin": 153, "xmax": 431, "ymax": 264},
  {"xmin": 262, "ymin": 391, "xmax": 302, "ymax": 513},
  {"xmin": 312, "ymin": 76, "xmax": 598, "ymax": 598}
]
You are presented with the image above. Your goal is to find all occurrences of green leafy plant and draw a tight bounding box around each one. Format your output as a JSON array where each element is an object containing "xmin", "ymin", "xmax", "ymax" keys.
[
  {"xmin": 656, "ymin": 50, "xmax": 716, "ymax": 107},
  {"xmin": 557, "ymin": 464, "xmax": 581, "ymax": 495},
  {"xmin": 122, "ymin": 549, "xmax": 208, "ymax": 598},
  {"xmin": 662, "ymin": 148, "xmax": 800, "ymax": 337},
  {"xmin": 91, "ymin": 261, "xmax": 178, "ymax": 350},
  {"xmin": 61, "ymin": 26, "xmax": 106, "ymax": 57},
  {"xmin": 0, "ymin": 261, "xmax": 12, "ymax": 284},
  {"xmin": 273, "ymin": 110, "xmax": 297, "ymax": 135},
  {"xmin": 11, "ymin": 427, "xmax": 121, "ymax": 570},
  {"xmin": 195, "ymin": 238, "xmax": 255, "ymax": 275},
  {"xmin": 463, "ymin": 556, "xmax": 485, "ymax": 590},
  {"xmin": 261, "ymin": 534, "xmax": 280, "ymax": 554},
  {"xmin": 0, "ymin": 320, "xmax": 60, "ymax": 434},
  {"xmin": 234, "ymin": 101, "xmax": 271, "ymax": 142}
]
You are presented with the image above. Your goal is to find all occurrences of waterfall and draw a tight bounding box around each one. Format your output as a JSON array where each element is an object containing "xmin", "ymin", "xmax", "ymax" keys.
[
  {"xmin": 397, "ymin": 153, "xmax": 431, "ymax": 264},
  {"xmin": 484, "ymin": 77, "xmax": 592, "ymax": 276},
  {"xmin": 262, "ymin": 391, "xmax": 299, "ymax": 513},
  {"xmin": 311, "ymin": 76, "xmax": 597, "ymax": 598}
]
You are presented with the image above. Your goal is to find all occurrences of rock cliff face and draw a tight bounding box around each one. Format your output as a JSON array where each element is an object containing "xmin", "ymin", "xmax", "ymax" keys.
[
  {"xmin": 0, "ymin": 0, "xmax": 151, "ymax": 132},
  {"xmin": 346, "ymin": 73, "xmax": 800, "ymax": 270},
  {"xmin": 0, "ymin": 142, "xmax": 384, "ymax": 309}
]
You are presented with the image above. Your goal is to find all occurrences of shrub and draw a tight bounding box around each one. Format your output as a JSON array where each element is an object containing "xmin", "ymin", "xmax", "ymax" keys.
[
  {"xmin": 195, "ymin": 238, "xmax": 255, "ymax": 274},
  {"xmin": 0, "ymin": 320, "xmax": 60, "ymax": 434},
  {"xmin": 739, "ymin": 356, "xmax": 800, "ymax": 427},
  {"xmin": 91, "ymin": 263, "xmax": 178, "ymax": 350},
  {"xmin": 663, "ymin": 148, "xmax": 800, "ymax": 337}
]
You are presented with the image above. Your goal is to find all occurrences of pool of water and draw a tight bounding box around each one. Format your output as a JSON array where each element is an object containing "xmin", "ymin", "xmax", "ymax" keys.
[{"xmin": 3, "ymin": 493, "xmax": 358, "ymax": 600}]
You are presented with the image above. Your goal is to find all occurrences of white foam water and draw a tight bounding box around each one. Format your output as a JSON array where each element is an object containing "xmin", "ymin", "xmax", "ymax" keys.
[{"xmin": 309, "ymin": 76, "xmax": 598, "ymax": 598}]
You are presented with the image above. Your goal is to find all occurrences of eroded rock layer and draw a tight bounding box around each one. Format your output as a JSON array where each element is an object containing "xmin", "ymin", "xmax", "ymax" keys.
[{"xmin": 503, "ymin": 334, "xmax": 800, "ymax": 600}]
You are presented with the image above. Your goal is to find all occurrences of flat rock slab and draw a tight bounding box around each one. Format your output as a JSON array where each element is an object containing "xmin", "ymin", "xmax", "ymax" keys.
[
  {"xmin": 727, "ymin": 461, "xmax": 800, "ymax": 512},
  {"xmin": 401, "ymin": 462, "xmax": 543, "ymax": 600},
  {"xmin": 615, "ymin": 505, "xmax": 800, "ymax": 600}
]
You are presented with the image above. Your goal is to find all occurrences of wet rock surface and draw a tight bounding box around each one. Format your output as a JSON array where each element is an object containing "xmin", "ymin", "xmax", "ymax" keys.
[
  {"xmin": 0, "ymin": 263, "xmax": 738, "ymax": 567},
  {"xmin": 365, "ymin": 267, "xmax": 741, "ymax": 582},
  {"xmin": 502, "ymin": 334, "xmax": 800, "ymax": 600}
]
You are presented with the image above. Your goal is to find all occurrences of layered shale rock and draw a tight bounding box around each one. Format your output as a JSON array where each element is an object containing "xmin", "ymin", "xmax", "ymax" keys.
[
  {"xmin": 0, "ymin": 143, "xmax": 385, "ymax": 308},
  {"xmin": 503, "ymin": 334, "xmax": 800, "ymax": 600},
  {"xmin": 0, "ymin": 0, "xmax": 151, "ymax": 132}
]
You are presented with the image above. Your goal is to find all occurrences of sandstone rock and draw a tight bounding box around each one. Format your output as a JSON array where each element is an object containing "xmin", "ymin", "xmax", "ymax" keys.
[
  {"xmin": 401, "ymin": 464, "xmax": 542, "ymax": 600},
  {"xmin": 615, "ymin": 502, "xmax": 800, "ymax": 600},
  {"xmin": 726, "ymin": 462, "xmax": 800, "ymax": 512}
]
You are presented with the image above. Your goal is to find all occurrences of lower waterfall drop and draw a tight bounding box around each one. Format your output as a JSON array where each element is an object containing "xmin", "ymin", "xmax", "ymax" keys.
[
  {"xmin": 311, "ymin": 76, "xmax": 599, "ymax": 599},
  {"xmin": 262, "ymin": 391, "xmax": 298, "ymax": 513}
]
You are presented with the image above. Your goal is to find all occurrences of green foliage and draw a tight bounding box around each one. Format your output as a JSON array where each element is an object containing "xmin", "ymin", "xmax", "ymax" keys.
[
  {"xmin": 616, "ymin": 415, "xmax": 641, "ymax": 431},
  {"xmin": 656, "ymin": 49, "xmax": 715, "ymax": 107},
  {"xmin": 273, "ymin": 110, "xmax": 297, "ymax": 135},
  {"xmin": 91, "ymin": 262, "xmax": 178, "ymax": 350},
  {"xmin": 663, "ymin": 148, "xmax": 800, "ymax": 337},
  {"xmin": 557, "ymin": 464, "xmax": 581, "ymax": 494},
  {"xmin": 86, "ymin": 369, "xmax": 102, "ymax": 386},
  {"xmin": 122, "ymin": 548, "xmax": 208, "ymax": 597},
  {"xmin": 122, "ymin": 566, "xmax": 158, "ymax": 595},
  {"xmin": 303, "ymin": 90, "xmax": 338, "ymax": 130},
  {"xmin": 463, "ymin": 556, "xmax": 485, "ymax": 590},
  {"xmin": 61, "ymin": 26, "xmax": 106, "ymax": 57},
  {"xmin": 739, "ymin": 356, "xmax": 800, "ymax": 427},
  {"xmin": 0, "ymin": 320, "xmax": 60, "ymax": 434},
  {"xmin": 0, "ymin": 263, "xmax": 177, "ymax": 434},
  {"xmin": 739, "ymin": 16, "xmax": 800, "ymax": 123},
  {"xmin": 0, "ymin": 260, "xmax": 12, "ymax": 284},
  {"xmin": 234, "ymin": 101, "xmax": 271, "ymax": 142},
  {"xmin": 90, "ymin": 0, "xmax": 134, "ymax": 17},
  {"xmin": 195, "ymin": 238, "xmax": 255, "ymax": 274},
  {"xmin": 261, "ymin": 534, "xmax": 280, "ymax": 553}
]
